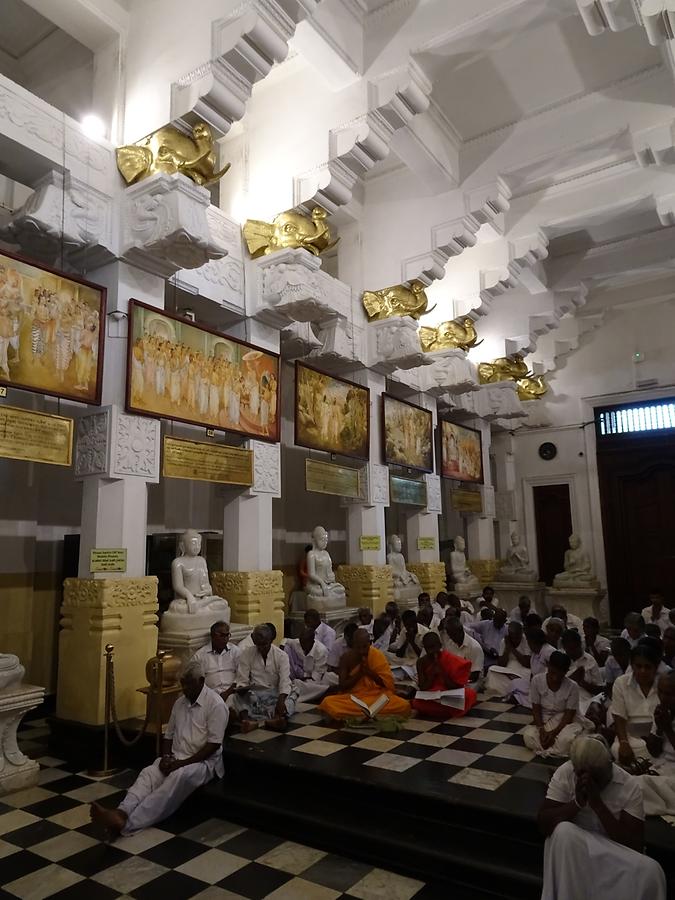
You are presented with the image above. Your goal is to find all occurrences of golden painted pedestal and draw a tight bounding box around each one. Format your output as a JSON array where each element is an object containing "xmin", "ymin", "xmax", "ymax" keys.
[
  {"xmin": 407, "ymin": 562, "xmax": 446, "ymax": 598},
  {"xmin": 212, "ymin": 571, "xmax": 285, "ymax": 642},
  {"xmin": 336, "ymin": 565, "xmax": 393, "ymax": 615},
  {"xmin": 56, "ymin": 577, "xmax": 158, "ymax": 726},
  {"xmin": 467, "ymin": 559, "xmax": 502, "ymax": 586}
]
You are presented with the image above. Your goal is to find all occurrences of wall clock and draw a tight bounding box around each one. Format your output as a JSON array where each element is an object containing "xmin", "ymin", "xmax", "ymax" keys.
[{"xmin": 538, "ymin": 441, "xmax": 557, "ymax": 461}]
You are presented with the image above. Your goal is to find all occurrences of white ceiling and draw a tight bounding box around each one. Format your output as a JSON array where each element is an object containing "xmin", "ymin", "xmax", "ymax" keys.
[
  {"xmin": 0, "ymin": 0, "xmax": 56, "ymax": 61},
  {"xmin": 422, "ymin": 12, "xmax": 661, "ymax": 141}
]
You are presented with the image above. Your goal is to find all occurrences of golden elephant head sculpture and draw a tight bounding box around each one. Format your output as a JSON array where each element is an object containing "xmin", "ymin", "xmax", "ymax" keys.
[
  {"xmin": 419, "ymin": 317, "xmax": 481, "ymax": 353},
  {"xmin": 478, "ymin": 353, "xmax": 530, "ymax": 384},
  {"xmin": 517, "ymin": 374, "xmax": 548, "ymax": 401},
  {"xmin": 243, "ymin": 207, "xmax": 338, "ymax": 258},
  {"xmin": 362, "ymin": 280, "xmax": 434, "ymax": 322}
]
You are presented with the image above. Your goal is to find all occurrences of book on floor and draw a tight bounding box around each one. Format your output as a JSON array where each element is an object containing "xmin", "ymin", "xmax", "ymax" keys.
[
  {"xmin": 414, "ymin": 687, "xmax": 466, "ymax": 709},
  {"xmin": 350, "ymin": 693, "xmax": 390, "ymax": 718}
]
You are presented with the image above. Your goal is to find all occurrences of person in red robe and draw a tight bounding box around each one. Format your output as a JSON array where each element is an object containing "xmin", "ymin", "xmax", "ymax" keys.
[{"xmin": 412, "ymin": 632, "xmax": 477, "ymax": 719}]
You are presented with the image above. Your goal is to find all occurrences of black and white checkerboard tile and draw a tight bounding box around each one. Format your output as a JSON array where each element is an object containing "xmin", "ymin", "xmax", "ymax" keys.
[{"xmin": 1, "ymin": 718, "xmax": 456, "ymax": 899}]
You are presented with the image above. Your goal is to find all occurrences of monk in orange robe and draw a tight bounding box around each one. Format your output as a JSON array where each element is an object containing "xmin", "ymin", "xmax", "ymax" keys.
[
  {"xmin": 412, "ymin": 632, "xmax": 477, "ymax": 719},
  {"xmin": 319, "ymin": 629, "xmax": 411, "ymax": 721}
]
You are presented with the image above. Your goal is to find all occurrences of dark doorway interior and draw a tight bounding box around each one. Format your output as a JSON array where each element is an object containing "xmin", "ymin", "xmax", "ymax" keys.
[{"xmin": 533, "ymin": 483, "xmax": 573, "ymax": 587}]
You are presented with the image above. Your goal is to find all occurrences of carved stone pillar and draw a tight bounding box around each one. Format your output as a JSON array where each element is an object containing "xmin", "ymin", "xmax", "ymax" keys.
[{"xmin": 407, "ymin": 563, "xmax": 447, "ymax": 598}]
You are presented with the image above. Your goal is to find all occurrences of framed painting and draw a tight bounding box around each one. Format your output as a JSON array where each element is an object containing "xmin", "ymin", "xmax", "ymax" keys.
[
  {"xmin": 295, "ymin": 361, "xmax": 370, "ymax": 460},
  {"xmin": 0, "ymin": 249, "xmax": 105, "ymax": 404},
  {"xmin": 382, "ymin": 393, "xmax": 434, "ymax": 473},
  {"xmin": 126, "ymin": 300, "xmax": 280, "ymax": 442},
  {"xmin": 441, "ymin": 419, "xmax": 483, "ymax": 483}
]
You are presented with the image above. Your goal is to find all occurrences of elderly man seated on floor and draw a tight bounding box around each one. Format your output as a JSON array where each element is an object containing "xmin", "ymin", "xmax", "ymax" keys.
[
  {"xmin": 90, "ymin": 659, "xmax": 227, "ymax": 838},
  {"xmin": 284, "ymin": 625, "xmax": 330, "ymax": 703},
  {"xmin": 319, "ymin": 628, "xmax": 411, "ymax": 722},
  {"xmin": 232, "ymin": 623, "xmax": 295, "ymax": 732},
  {"xmin": 538, "ymin": 735, "xmax": 666, "ymax": 900},
  {"xmin": 190, "ymin": 620, "xmax": 240, "ymax": 703}
]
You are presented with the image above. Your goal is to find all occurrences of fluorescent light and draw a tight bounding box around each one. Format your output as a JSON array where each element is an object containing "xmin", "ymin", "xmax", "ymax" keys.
[{"xmin": 81, "ymin": 114, "xmax": 106, "ymax": 140}]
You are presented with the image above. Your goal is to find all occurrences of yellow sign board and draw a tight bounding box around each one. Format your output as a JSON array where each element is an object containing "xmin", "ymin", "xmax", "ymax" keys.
[
  {"xmin": 163, "ymin": 436, "xmax": 253, "ymax": 485},
  {"xmin": 0, "ymin": 405, "xmax": 73, "ymax": 466},
  {"xmin": 451, "ymin": 489, "xmax": 483, "ymax": 513},
  {"xmin": 305, "ymin": 459, "xmax": 362, "ymax": 499},
  {"xmin": 90, "ymin": 548, "xmax": 128, "ymax": 573},
  {"xmin": 417, "ymin": 537, "xmax": 437, "ymax": 551},
  {"xmin": 359, "ymin": 535, "xmax": 381, "ymax": 552}
]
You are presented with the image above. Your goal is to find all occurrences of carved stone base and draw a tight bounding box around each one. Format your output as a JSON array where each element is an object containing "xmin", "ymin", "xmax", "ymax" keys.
[
  {"xmin": 0, "ymin": 682, "xmax": 45, "ymax": 796},
  {"xmin": 490, "ymin": 582, "xmax": 547, "ymax": 617},
  {"xmin": 158, "ymin": 621, "xmax": 251, "ymax": 668},
  {"xmin": 545, "ymin": 587, "xmax": 607, "ymax": 624},
  {"xmin": 393, "ymin": 584, "xmax": 420, "ymax": 611},
  {"xmin": 467, "ymin": 558, "xmax": 502, "ymax": 584},
  {"xmin": 212, "ymin": 571, "xmax": 285, "ymax": 644},
  {"xmin": 56, "ymin": 577, "xmax": 159, "ymax": 726},
  {"xmin": 336, "ymin": 565, "xmax": 394, "ymax": 615},
  {"xmin": 407, "ymin": 563, "xmax": 446, "ymax": 598}
]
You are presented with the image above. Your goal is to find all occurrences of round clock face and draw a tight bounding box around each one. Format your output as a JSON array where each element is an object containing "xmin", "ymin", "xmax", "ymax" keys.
[{"xmin": 539, "ymin": 441, "xmax": 557, "ymax": 461}]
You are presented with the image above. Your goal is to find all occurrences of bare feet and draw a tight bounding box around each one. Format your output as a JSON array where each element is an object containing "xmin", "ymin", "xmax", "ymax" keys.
[
  {"xmin": 90, "ymin": 802, "xmax": 127, "ymax": 840},
  {"xmin": 239, "ymin": 719, "xmax": 259, "ymax": 734},
  {"xmin": 264, "ymin": 716, "xmax": 288, "ymax": 733}
]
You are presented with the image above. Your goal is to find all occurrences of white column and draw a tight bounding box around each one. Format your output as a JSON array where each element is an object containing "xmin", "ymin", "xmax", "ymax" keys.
[
  {"xmin": 492, "ymin": 431, "xmax": 517, "ymax": 558},
  {"xmin": 465, "ymin": 419, "xmax": 496, "ymax": 560}
]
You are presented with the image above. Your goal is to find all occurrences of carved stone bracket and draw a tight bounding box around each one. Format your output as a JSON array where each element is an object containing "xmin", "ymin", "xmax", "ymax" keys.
[
  {"xmin": 280, "ymin": 321, "xmax": 323, "ymax": 359},
  {"xmin": 307, "ymin": 314, "xmax": 366, "ymax": 374},
  {"xmin": 75, "ymin": 407, "xmax": 161, "ymax": 483},
  {"xmin": 341, "ymin": 462, "xmax": 389, "ymax": 508},
  {"xmin": 120, "ymin": 172, "xmax": 228, "ymax": 278},
  {"xmin": 367, "ymin": 317, "xmax": 431, "ymax": 375},
  {"xmin": 248, "ymin": 248, "xmax": 352, "ymax": 327},
  {"xmin": 1, "ymin": 170, "xmax": 115, "ymax": 269},
  {"xmin": 249, "ymin": 440, "xmax": 281, "ymax": 498},
  {"xmin": 425, "ymin": 474, "xmax": 442, "ymax": 514},
  {"xmin": 419, "ymin": 348, "xmax": 479, "ymax": 396}
]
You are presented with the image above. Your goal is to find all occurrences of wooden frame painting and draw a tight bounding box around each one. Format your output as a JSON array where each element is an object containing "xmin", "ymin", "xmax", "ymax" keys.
[
  {"xmin": 441, "ymin": 419, "xmax": 483, "ymax": 484},
  {"xmin": 126, "ymin": 300, "xmax": 280, "ymax": 442},
  {"xmin": 0, "ymin": 249, "xmax": 105, "ymax": 405},
  {"xmin": 382, "ymin": 393, "xmax": 434, "ymax": 474},
  {"xmin": 295, "ymin": 361, "xmax": 370, "ymax": 460}
]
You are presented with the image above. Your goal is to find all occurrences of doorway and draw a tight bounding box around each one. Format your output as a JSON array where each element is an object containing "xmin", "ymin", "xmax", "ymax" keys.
[{"xmin": 533, "ymin": 483, "xmax": 573, "ymax": 587}]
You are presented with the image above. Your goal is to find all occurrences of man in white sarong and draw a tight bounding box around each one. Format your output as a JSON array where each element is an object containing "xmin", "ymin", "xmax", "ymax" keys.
[
  {"xmin": 90, "ymin": 660, "xmax": 227, "ymax": 837},
  {"xmin": 538, "ymin": 735, "xmax": 666, "ymax": 900},
  {"xmin": 284, "ymin": 626, "xmax": 330, "ymax": 703}
]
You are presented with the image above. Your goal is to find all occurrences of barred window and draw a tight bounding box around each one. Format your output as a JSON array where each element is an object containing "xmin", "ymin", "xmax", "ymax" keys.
[{"xmin": 597, "ymin": 399, "xmax": 675, "ymax": 436}]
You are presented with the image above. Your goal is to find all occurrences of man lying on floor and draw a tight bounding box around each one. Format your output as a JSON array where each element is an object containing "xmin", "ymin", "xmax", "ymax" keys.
[
  {"xmin": 319, "ymin": 627, "xmax": 411, "ymax": 722},
  {"xmin": 90, "ymin": 660, "xmax": 227, "ymax": 838}
]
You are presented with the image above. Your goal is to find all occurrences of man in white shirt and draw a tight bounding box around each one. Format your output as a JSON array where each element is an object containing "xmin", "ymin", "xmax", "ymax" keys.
[
  {"xmin": 508, "ymin": 595, "xmax": 531, "ymax": 624},
  {"xmin": 641, "ymin": 590, "xmax": 671, "ymax": 634},
  {"xmin": 233, "ymin": 624, "xmax": 295, "ymax": 732},
  {"xmin": 284, "ymin": 626, "xmax": 330, "ymax": 702},
  {"xmin": 538, "ymin": 735, "xmax": 666, "ymax": 900},
  {"xmin": 305, "ymin": 608, "xmax": 337, "ymax": 652},
  {"xmin": 582, "ymin": 616, "xmax": 611, "ymax": 666},
  {"xmin": 620, "ymin": 612, "xmax": 645, "ymax": 648},
  {"xmin": 439, "ymin": 616, "xmax": 483, "ymax": 682},
  {"xmin": 357, "ymin": 607, "xmax": 374, "ymax": 635},
  {"xmin": 191, "ymin": 621, "xmax": 240, "ymax": 702},
  {"xmin": 389, "ymin": 609, "xmax": 429, "ymax": 663},
  {"xmin": 327, "ymin": 622, "xmax": 359, "ymax": 670},
  {"xmin": 468, "ymin": 607, "xmax": 508, "ymax": 662},
  {"xmin": 561, "ymin": 628, "xmax": 604, "ymax": 715},
  {"xmin": 90, "ymin": 660, "xmax": 227, "ymax": 838},
  {"xmin": 543, "ymin": 604, "xmax": 583, "ymax": 633},
  {"xmin": 237, "ymin": 621, "xmax": 277, "ymax": 652}
]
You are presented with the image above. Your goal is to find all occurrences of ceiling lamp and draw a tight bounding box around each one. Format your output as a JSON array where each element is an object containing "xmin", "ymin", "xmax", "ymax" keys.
[
  {"xmin": 576, "ymin": 0, "xmax": 638, "ymax": 34},
  {"xmin": 641, "ymin": 0, "xmax": 675, "ymax": 44}
]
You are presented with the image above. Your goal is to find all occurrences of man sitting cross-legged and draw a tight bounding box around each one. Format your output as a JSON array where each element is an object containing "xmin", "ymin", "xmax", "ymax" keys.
[
  {"xmin": 412, "ymin": 632, "xmax": 477, "ymax": 719},
  {"xmin": 191, "ymin": 620, "xmax": 240, "ymax": 703},
  {"xmin": 232, "ymin": 623, "xmax": 295, "ymax": 733},
  {"xmin": 90, "ymin": 660, "xmax": 227, "ymax": 838},
  {"xmin": 319, "ymin": 628, "xmax": 411, "ymax": 722}
]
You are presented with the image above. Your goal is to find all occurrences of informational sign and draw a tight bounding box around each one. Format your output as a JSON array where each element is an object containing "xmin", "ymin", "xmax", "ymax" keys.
[
  {"xmin": 163, "ymin": 436, "xmax": 253, "ymax": 485},
  {"xmin": 90, "ymin": 549, "xmax": 128, "ymax": 573},
  {"xmin": 417, "ymin": 537, "xmax": 437, "ymax": 551},
  {"xmin": 451, "ymin": 489, "xmax": 483, "ymax": 513},
  {"xmin": 0, "ymin": 405, "xmax": 73, "ymax": 466},
  {"xmin": 359, "ymin": 535, "xmax": 381, "ymax": 551},
  {"xmin": 305, "ymin": 458, "xmax": 362, "ymax": 498},
  {"xmin": 390, "ymin": 474, "xmax": 427, "ymax": 507}
]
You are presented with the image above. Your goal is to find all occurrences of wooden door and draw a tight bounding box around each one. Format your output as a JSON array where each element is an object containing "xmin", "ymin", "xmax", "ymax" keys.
[{"xmin": 533, "ymin": 484, "xmax": 573, "ymax": 587}]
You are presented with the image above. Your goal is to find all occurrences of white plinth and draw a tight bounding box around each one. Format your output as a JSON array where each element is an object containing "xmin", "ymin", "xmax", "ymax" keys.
[
  {"xmin": 0, "ymin": 682, "xmax": 45, "ymax": 796},
  {"xmin": 490, "ymin": 582, "xmax": 547, "ymax": 617},
  {"xmin": 289, "ymin": 590, "xmax": 349, "ymax": 614},
  {"xmin": 286, "ymin": 607, "xmax": 361, "ymax": 639},
  {"xmin": 159, "ymin": 615, "xmax": 251, "ymax": 667},
  {"xmin": 545, "ymin": 587, "xmax": 606, "ymax": 623},
  {"xmin": 393, "ymin": 585, "xmax": 419, "ymax": 611},
  {"xmin": 451, "ymin": 582, "xmax": 481, "ymax": 602}
]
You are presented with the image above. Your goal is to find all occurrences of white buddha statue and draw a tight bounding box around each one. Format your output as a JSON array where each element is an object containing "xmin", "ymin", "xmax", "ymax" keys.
[
  {"xmin": 306, "ymin": 525, "xmax": 347, "ymax": 610},
  {"xmin": 387, "ymin": 534, "xmax": 420, "ymax": 603},
  {"xmin": 553, "ymin": 534, "xmax": 598, "ymax": 588},
  {"xmin": 0, "ymin": 653, "xmax": 24, "ymax": 691},
  {"xmin": 169, "ymin": 529, "xmax": 230, "ymax": 619},
  {"xmin": 449, "ymin": 535, "xmax": 480, "ymax": 593},
  {"xmin": 498, "ymin": 531, "xmax": 537, "ymax": 582}
]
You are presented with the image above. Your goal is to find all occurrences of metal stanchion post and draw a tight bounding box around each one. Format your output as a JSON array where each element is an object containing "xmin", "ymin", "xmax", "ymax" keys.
[
  {"xmin": 155, "ymin": 651, "xmax": 166, "ymax": 757},
  {"xmin": 88, "ymin": 644, "xmax": 121, "ymax": 777}
]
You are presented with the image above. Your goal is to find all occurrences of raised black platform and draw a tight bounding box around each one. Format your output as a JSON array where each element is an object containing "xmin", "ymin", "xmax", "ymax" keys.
[{"xmin": 199, "ymin": 700, "xmax": 675, "ymax": 900}]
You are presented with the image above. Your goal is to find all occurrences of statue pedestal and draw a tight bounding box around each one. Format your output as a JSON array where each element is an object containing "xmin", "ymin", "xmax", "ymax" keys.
[
  {"xmin": 336, "ymin": 565, "xmax": 393, "ymax": 615},
  {"xmin": 288, "ymin": 590, "xmax": 349, "ymax": 615},
  {"xmin": 286, "ymin": 606, "xmax": 361, "ymax": 639},
  {"xmin": 450, "ymin": 581, "xmax": 481, "ymax": 603},
  {"xmin": 490, "ymin": 581, "xmax": 547, "ymax": 617},
  {"xmin": 212, "ymin": 571, "xmax": 285, "ymax": 644},
  {"xmin": 393, "ymin": 584, "xmax": 420, "ymax": 611},
  {"xmin": 158, "ymin": 613, "xmax": 251, "ymax": 667},
  {"xmin": 546, "ymin": 586, "xmax": 606, "ymax": 623},
  {"xmin": 0, "ymin": 682, "xmax": 45, "ymax": 796},
  {"xmin": 407, "ymin": 563, "xmax": 446, "ymax": 599}
]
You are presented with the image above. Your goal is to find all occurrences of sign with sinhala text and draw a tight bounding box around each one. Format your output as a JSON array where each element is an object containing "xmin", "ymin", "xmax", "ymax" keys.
[
  {"xmin": 305, "ymin": 458, "xmax": 362, "ymax": 499},
  {"xmin": 162, "ymin": 436, "xmax": 253, "ymax": 486},
  {"xmin": 451, "ymin": 489, "xmax": 483, "ymax": 513},
  {"xmin": 0, "ymin": 405, "xmax": 73, "ymax": 466},
  {"xmin": 90, "ymin": 549, "xmax": 127, "ymax": 573},
  {"xmin": 417, "ymin": 537, "xmax": 437, "ymax": 551},
  {"xmin": 359, "ymin": 535, "xmax": 381, "ymax": 552}
]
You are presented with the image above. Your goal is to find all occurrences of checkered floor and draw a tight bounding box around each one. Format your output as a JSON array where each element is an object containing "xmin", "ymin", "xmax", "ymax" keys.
[
  {"xmin": 226, "ymin": 698, "xmax": 558, "ymax": 809},
  {"xmin": 1, "ymin": 717, "xmax": 461, "ymax": 900}
]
